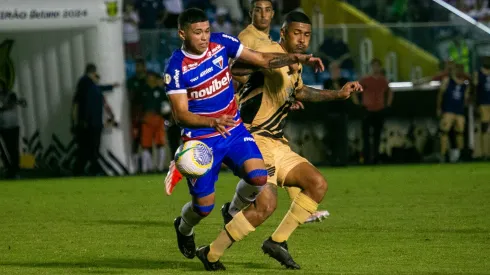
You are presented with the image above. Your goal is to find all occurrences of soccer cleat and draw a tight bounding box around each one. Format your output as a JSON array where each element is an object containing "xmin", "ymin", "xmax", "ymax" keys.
[
  {"xmin": 165, "ymin": 160, "xmax": 183, "ymax": 195},
  {"xmin": 305, "ymin": 210, "xmax": 330, "ymax": 224},
  {"xmin": 261, "ymin": 237, "xmax": 300, "ymax": 269},
  {"xmin": 174, "ymin": 216, "xmax": 196, "ymax": 259},
  {"xmin": 220, "ymin": 202, "xmax": 233, "ymax": 225},
  {"xmin": 196, "ymin": 245, "xmax": 226, "ymax": 271}
]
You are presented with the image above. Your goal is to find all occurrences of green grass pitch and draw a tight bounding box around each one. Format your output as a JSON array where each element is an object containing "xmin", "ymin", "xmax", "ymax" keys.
[{"xmin": 1, "ymin": 163, "xmax": 489, "ymax": 275}]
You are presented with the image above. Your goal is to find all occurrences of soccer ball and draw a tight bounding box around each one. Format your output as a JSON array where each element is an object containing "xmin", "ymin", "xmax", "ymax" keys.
[{"xmin": 174, "ymin": 140, "xmax": 213, "ymax": 178}]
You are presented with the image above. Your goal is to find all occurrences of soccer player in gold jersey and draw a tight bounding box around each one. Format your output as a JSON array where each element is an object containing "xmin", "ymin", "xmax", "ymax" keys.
[
  {"xmin": 237, "ymin": 0, "xmax": 330, "ymax": 223},
  {"xmin": 196, "ymin": 12, "xmax": 362, "ymax": 270}
]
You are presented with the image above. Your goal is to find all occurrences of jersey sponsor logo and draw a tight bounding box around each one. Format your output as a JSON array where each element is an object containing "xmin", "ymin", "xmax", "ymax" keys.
[
  {"xmin": 173, "ymin": 69, "xmax": 180, "ymax": 88},
  {"xmin": 211, "ymin": 44, "xmax": 222, "ymax": 54},
  {"xmin": 222, "ymin": 34, "xmax": 239, "ymax": 43},
  {"xmin": 190, "ymin": 76, "xmax": 199, "ymax": 82},
  {"xmin": 200, "ymin": 67, "xmax": 213, "ymax": 77},
  {"xmin": 213, "ymin": 56, "xmax": 224, "ymax": 70},
  {"xmin": 243, "ymin": 137, "xmax": 255, "ymax": 142},
  {"xmin": 189, "ymin": 71, "xmax": 230, "ymax": 99},
  {"xmin": 183, "ymin": 62, "xmax": 198, "ymax": 73}
]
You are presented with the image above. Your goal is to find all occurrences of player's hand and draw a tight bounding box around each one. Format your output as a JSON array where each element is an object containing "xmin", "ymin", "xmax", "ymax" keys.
[
  {"xmin": 210, "ymin": 115, "xmax": 236, "ymax": 138},
  {"xmin": 338, "ymin": 81, "xmax": 363, "ymax": 100},
  {"xmin": 294, "ymin": 54, "xmax": 325, "ymax": 73},
  {"xmin": 290, "ymin": 101, "xmax": 304, "ymax": 111}
]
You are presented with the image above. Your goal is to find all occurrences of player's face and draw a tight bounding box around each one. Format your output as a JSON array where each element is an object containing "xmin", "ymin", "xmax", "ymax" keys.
[
  {"xmin": 282, "ymin": 22, "xmax": 312, "ymax": 54},
  {"xmin": 179, "ymin": 21, "xmax": 211, "ymax": 55},
  {"xmin": 147, "ymin": 75, "xmax": 157, "ymax": 87},
  {"xmin": 371, "ymin": 62, "xmax": 382, "ymax": 74},
  {"xmin": 251, "ymin": 1, "xmax": 274, "ymax": 31}
]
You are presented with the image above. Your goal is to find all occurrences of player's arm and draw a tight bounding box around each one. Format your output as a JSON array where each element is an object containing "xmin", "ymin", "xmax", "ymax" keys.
[
  {"xmin": 295, "ymin": 81, "xmax": 363, "ymax": 102},
  {"xmin": 437, "ymin": 78, "xmax": 449, "ymax": 116},
  {"xmin": 168, "ymin": 93, "xmax": 235, "ymax": 137},
  {"xmin": 236, "ymin": 48, "xmax": 324, "ymax": 72}
]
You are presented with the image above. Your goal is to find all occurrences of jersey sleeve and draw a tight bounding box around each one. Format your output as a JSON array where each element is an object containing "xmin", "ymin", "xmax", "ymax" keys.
[
  {"xmin": 164, "ymin": 60, "xmax": 186, "ymax": 95},
  {"xmin": 212, "ymin": 33, "xmax": 244, "ymax": 59}
]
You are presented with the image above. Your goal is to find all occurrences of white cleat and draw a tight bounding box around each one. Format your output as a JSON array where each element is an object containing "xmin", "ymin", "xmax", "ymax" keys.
[{"xmin": 305, "ymin": 210, "xmax": 330, "ymax": 223}]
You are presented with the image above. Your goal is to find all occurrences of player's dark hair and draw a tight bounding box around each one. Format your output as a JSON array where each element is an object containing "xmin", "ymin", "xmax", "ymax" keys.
[
  {"xmin": 284, "ymin": 11, "xmax": 312, "ymax": 26},
  {"xmin": 371, "ymin": 58, "xmax": 382, "ymax": 66},
  {"xmin": 178, "ymin": 8, "xmax": 208, "ymax": 29},
  {"xmin": 251, "ymin": 0, "xmax": 273, "ymax": 9},
  {"xmin": 85, "ymin": 63, "xmax": 97, "ymax": 74}
]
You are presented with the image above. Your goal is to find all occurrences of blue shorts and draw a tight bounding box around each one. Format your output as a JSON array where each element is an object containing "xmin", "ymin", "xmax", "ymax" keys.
[{"xmin": 186, "ymin": 123, "xmax": 263, "ymax": 198}]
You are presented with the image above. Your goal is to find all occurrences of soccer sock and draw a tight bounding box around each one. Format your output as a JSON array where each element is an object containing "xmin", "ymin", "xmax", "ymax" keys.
[
  {"xmin": 141, "ymin": 149, "xmax": 153, "ymax": 173},
  {"xmin": 157, "ymin": 147, "xmax": 166, "ymax": 171},
  {"xmin": 131, "ymin": 153, "xmax": 139, "ymax": 173},
  {"xmin": 271, "ymin": 192, "xmax": 318, "ymax": 243},
  {"xmin": 207, "ymin": 211, "xmax": 255, "ymax": 262},
  {"xmin": 285, "ymin": 186, "xmax": 302, "ymax": 201},
  {"xmin": 178, "ymin": 202, "xmax": 204, "ymax": 236},
  {"xmin": 440, "ymin": 133, "xmax": 449, "ymax": 156},
  {"xmin": 229, "ymin": 178, "xmax": 266, "ymax": 216}
]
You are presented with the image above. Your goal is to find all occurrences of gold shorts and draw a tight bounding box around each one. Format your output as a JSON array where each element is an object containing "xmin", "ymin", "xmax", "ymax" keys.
[
  {"xmin": 440, "ymin": 112, "xmax": 465, "ymax": 133},
  {"xmin": 253, "ymin": 134, "xmax": 309, "ymax": 186},
  {"xmin": 480, "ymin": 105, "xmax": 490, "ymax": 122}
]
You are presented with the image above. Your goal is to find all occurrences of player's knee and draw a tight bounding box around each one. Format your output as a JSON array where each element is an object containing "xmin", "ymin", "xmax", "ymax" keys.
[
  {"xmin": 244, "ymin": 169, "xmax": 268, "ymax": 186},
  {"xmin": 192, "ymin": 204, "xmax": 214, "ymax": 217},
  {"xmin": 309, "ymin": 173, "xmax": 328, "ymax": 196},
  {"xmin": 482, "ymin": 122, "xmax": 489, "ymax": 132},
  {"xmin": 256, "ymin": 198, "xmax": 277, "ymax": 219}
]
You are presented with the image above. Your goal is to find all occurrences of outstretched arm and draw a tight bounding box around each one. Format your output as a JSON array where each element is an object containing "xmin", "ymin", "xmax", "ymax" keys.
[
  {"xmin": 295, "ymin": 81, "xmax": 363, "ymax": 102},
  {"xmin": 235, "ymin": 47, "xmax": 324, "ymax": 72}
]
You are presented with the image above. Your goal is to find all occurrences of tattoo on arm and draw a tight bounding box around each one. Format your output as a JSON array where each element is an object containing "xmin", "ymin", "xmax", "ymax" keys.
[
  {"xmin": 268, "ymin": 54, "xmax": 296, "ymax": 68},
  {"xmin": 295, "ymin": 86, "xmax": 340, "ymax": 102}
]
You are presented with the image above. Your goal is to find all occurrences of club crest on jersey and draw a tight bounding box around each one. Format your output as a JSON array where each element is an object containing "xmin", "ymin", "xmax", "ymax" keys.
[{"xmin": 213, "ymin": 56, "xmax": 224, "ymax": 69}]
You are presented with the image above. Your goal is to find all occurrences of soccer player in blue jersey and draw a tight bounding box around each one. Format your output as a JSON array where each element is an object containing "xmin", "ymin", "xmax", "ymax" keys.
[{"xmin": 163, "ymin": 8, "xmax": 324, "ymax": 270}]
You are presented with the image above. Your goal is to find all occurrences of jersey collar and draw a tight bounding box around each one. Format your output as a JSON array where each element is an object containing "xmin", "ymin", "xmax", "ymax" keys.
[{"xmin": 181, "ymin": 46, "xmax": 208, "ymax": 60}]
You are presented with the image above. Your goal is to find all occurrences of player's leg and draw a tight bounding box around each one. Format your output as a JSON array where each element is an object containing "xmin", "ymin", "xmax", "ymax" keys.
[
  {"xmin": 131, "ymin": 119, "xmax": 141, "ymax": 174},
  {"xmin": 372, "ymin": 111, "xmax": 385, "ymax": 164},
  {"xmin": 481, "ymin": 106, "xmax": 490, "ymax": 158},
  {"xmin": 164, "ymin": 124, "xmax": 183, "ymax": 195},
  {"xmin": 454, "ymin": 115, "xmax": 466, "ymax": 161},
  {"xmin": 362, "ymin": 113, "xmax": 372, "ymax": 164},
  {"xmin": 197, "ymin": 129, "xmax": 267, "ymax": 270},
  {"xmin": 440, "ymin": 113, "xmax": 453, "ymax": 160},
  {"xmin": 155, "ymin": 117, "xmax": 166, "ymax": 172},
  {"xmin": 174, "ymin": 160, "xmax": 221, "ymax": 259},
  {"xmin": 262, "ymin": 151, "xmax": 326, "ymax": 269},
  {"xmin": 140, "ymin": 117, "xmax": 154, "ymax": 173}
]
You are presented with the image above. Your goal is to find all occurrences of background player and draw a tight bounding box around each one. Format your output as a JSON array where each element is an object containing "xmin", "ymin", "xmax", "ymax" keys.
[
  {"xmin": 139, "ymin": 72, "xmax": 170, "ymax": 173},
  {"xmin": 126, "ymin": 58, "xmax": 146, "ymax": 173},
  {"xmin": 164, "ymin": 8, "xmax": 324, "ymax": 270},
  {"xmin": 197, "ymin": 12, "xmax": 361, "ymax": 270},
  {"xmin": 437, "ymin": 63, "xmax": 470, "ymax": 162},
  {"xmin": 474, "ymin": 57, "xmax": 490, "ymax": 159}
]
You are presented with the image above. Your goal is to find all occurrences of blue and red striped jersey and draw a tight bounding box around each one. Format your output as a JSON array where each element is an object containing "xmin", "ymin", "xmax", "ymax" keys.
[{"xmin": 164, "ymin": 33, "xmax": 244, "ymax": 140}]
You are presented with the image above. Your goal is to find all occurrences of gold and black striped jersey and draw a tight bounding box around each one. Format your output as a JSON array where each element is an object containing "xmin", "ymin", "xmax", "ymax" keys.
[{"xmin": 237, "ymin": 43, "xmax": 303, "ymax": 142}]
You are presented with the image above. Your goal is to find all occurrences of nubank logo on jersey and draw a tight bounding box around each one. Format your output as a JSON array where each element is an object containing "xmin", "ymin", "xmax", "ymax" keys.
[{"xmin": 189, "ymin": 70, "xmax": 231, "ymax": 100}]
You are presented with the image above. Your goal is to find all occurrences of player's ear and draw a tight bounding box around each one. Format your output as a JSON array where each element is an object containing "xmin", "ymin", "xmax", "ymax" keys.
[
  {"xmin": 178, "ymin": 28, "xmax": 186, "ymax": 41},
  {"xmin": 280, "ymin": 27, "xmax": 286, "ymax": 40}
]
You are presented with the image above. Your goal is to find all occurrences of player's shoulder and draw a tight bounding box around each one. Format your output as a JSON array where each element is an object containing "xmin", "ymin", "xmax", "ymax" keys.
[
  {"xmin": 165, "ymin": 50, "xmax": 185, "ymax": 71},
  {"xmin": 256, "ymin": 41, "xmax": 282, "ymax": 53},
  {"xmin": 211, "ymin": 32, "xmax": 240, "ymax": 45}
]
